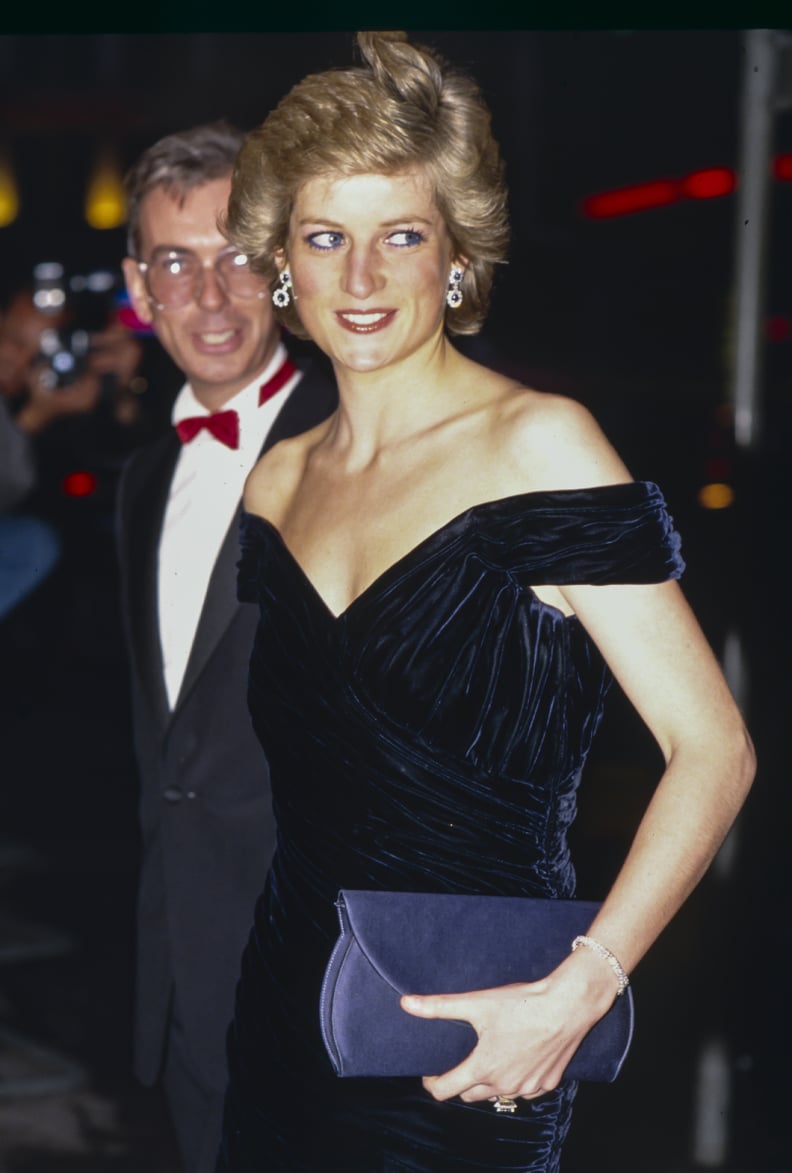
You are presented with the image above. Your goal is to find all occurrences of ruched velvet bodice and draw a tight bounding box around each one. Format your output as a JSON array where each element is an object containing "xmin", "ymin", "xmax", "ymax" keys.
[{"xmin": 218, "ymin": 482, "xmax": 684, "ymax": 1173}]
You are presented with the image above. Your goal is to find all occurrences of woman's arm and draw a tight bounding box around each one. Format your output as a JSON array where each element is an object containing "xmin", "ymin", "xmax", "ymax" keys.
[
  {"xmin": 402, "ymin": 395, "xmax": 755, "ymax": 1104},
  {"xmin": 405, "ymin": 576, "xmax": 754, "ymax": 1104},
  {"xmin": 557, "ymin": 574, "xmax": 754, "ymax": 977}
]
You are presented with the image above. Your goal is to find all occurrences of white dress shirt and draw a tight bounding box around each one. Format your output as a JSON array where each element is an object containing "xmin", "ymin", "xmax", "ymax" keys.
[{"xmin": 158, "ymin": 343, "xmax": 300, "ymax": 710}]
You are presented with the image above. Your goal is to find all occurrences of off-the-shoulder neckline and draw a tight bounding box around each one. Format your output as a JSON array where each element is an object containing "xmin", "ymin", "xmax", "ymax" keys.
[{"xmin": 241, "ymin": 481, "xmax": 662, "ymax": 622}]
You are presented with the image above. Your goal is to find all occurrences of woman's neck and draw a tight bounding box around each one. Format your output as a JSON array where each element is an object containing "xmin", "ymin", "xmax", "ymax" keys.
[{"xmin": 325, "ymin": 336, "xmax": 473, "ymax": 469}]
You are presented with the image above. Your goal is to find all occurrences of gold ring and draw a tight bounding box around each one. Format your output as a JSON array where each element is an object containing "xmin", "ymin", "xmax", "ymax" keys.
[{"xmin": 493, "ymin": 1095, "xmax": 518, "ymax": 1114}]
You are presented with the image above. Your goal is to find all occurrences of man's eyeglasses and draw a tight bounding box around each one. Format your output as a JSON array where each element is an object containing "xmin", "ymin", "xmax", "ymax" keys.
[{"xmin": 136, "ymin": 246, "xmax": 266, "ymax": 310}]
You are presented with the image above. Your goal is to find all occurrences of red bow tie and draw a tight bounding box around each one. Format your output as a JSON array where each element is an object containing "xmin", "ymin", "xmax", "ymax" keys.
[
  {"xmin": 175, "ymin": 357, "xmax": 299, "ymax": 449},
  {"xmin": 175, "ymin": 409, "xmax": 239, "ymax": 449},
  {"xmin": 259, "ymin": 356, "xmax": 297, "ymax": 405}
]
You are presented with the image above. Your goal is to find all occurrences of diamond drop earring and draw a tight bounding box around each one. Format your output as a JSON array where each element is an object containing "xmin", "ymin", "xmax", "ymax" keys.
[
  {"xmin": 446, "ymin": 265, "xmax": 464, "ymax": 309},
  {"xmin": 272, "ymin": 270, "xmax": 292, "ymax": 309}
]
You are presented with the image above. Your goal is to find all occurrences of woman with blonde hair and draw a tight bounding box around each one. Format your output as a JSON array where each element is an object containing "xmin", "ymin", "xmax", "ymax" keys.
[{"xmin": 215, "ymin": 31, "xmax": 754, "ymax": 1172}]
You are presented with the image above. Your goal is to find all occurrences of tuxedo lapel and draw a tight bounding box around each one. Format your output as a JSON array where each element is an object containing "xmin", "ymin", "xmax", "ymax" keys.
[
  {"xmin": 263, "ymin": 357, "xmax": 338, "ymax": 453},
  {"xmin": 171, "ymin": 354, "xmax": 337, "ymax": 715},
  {"xmin": 173, "ymin": 502, "xmax": 244, "ymax": 712},
  {"xmin": 123, "ymin": 432, "xmax": 179, "ymax": 732}
]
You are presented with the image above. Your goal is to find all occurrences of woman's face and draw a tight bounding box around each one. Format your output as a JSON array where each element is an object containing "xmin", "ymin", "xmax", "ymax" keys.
[{"xmin": 282, "ymin": 169, "xmax": 460, "ymax": 376}]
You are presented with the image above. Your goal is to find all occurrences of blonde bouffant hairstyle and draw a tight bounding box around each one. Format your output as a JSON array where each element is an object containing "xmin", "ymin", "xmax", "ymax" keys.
[{"xmin": 225, "ymin": 31, "xmax": 509, "ymax": 338}]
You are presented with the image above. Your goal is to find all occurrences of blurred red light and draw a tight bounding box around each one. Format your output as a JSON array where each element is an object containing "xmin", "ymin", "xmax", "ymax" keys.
[
  {"xmin": 774, "ymin": 154, "xmax": 792, "ymax": 181},
  {"xmin": 681, "ymin": 167, "xmax": 736, "ymax": 199},
  {"xmin": 765, "ymin": 314, "xmax": 792, "ymax": 342},
  {"xmin": 579, "ymin": 156, "xmax": 792, "ymax": 219},
  {"xmin": 582, "ymin": 179, "xmax": 680, "ymax": 218},
  {"xmin": 62, "ymin": 471, "xmax": 98, "ymax": 497}
]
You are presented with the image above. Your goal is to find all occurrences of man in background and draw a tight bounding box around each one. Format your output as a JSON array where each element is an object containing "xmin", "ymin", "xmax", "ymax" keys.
[{"xmin": 116, "ymin": 121, "xmax": 336, "ymax": 1173}]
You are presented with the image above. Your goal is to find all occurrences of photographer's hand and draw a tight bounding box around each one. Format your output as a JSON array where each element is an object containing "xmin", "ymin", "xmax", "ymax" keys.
[{"xmin": 15, "ymin": 363, "xmax": 103, "ymax": 434}]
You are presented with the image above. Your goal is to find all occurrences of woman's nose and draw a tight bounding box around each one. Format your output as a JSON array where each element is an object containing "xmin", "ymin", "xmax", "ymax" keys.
[{"xmin": 341, "ymin": 246, "xmax": 383, "ymax": 299}]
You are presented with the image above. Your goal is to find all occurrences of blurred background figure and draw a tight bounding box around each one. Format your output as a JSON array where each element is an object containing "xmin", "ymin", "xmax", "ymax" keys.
[
  {"xmin": 0, "ymin": 269, "xmax": 151, "ymax": 664},
  {"xmin": 0, "ymin": 269, "xmax": 149, "ymax": 1108},
  {"xmin": 0, "ymin": 391, "xmax": 59, "ymax": 622},
  {"xmin": 0, "ymin": 284, "xmax": 67, "ymax": 405},
  {"xmin": 0, "ymin": 281, "xmax": 102, "ymax": 634}
]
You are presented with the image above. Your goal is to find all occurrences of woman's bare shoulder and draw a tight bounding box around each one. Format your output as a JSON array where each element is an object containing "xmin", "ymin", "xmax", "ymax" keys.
[
  {"xmin": 492, "ymin": 386, "xmax": 634, "ymax": 492},
  {"xmin": 243, "ymin": 422, "xmax": 325, "ymax": 522}
]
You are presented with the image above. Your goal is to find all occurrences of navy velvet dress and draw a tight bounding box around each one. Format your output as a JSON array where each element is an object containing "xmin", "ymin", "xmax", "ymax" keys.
[{"xmin": 217, "ymin": 481, "xmax": 684, "ymax": 1173}]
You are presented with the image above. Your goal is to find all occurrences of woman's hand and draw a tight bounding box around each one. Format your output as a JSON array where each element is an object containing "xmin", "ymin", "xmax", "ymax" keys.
[{"xmin": 400, "ymin": 948, "xmax": 618, "ymax": 1104}]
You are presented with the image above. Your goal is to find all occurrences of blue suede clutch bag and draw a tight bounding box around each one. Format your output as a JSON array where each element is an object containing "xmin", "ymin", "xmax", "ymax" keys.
[{"xmin": 320, "ymin": 889, "xmax": 634, "ymax": 1082}]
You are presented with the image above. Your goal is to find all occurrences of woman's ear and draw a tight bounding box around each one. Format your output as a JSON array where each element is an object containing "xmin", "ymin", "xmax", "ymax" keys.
[{"xmin": 274, "ymin": 248, "xmax": 289, "ymax": 275}]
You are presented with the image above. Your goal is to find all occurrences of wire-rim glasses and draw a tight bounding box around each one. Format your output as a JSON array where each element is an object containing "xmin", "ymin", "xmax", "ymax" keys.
[{"xmin": 136, "ymin": 246, "xmax": 266, "ymax": 310}]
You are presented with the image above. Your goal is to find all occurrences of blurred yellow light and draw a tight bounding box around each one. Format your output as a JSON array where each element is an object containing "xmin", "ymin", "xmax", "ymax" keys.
[
  {"xmin": 85, "ymin": 151, "xmax": 126, "ymax": 230},
  {"xmin": 698, "ymin": 482, "xmax": 735, "ymax": 510},
  {"xmin": 0, "ymin": 156, "xmax": 19, "ymax": 227}
]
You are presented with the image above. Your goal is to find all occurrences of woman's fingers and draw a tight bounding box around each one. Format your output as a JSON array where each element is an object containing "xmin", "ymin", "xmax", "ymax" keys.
[
  {"xmin": 423, "ymin": 1061, "xmax": 489, "ymax": 1103},
  {"xmin": 401, "ymin": 992, "xmax": 474, "ymax": 1021},
  {"xmin": 401, "ymin": 985, "xmax": 580, "ymax": 1103},
  {"xmin": 402, "ymin": 991, "xmax": 495, "ymax": 1101}
]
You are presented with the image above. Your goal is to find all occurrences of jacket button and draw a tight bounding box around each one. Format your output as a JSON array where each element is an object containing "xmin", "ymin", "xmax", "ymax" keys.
[{"xmin": 162, "ymin": 786, "xmax": 183, "ymax": 803}]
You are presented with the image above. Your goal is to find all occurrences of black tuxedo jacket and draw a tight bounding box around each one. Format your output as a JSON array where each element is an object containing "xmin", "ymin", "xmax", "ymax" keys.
[{"xmin": 116, "ymin": 353, "xmax": 336, "ymax": 1092}]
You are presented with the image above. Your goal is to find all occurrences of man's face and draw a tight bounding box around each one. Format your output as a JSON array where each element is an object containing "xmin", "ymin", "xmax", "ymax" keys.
[{"xmin": 122, "ymin": 176, "xmax": 279, "ymax": 407}]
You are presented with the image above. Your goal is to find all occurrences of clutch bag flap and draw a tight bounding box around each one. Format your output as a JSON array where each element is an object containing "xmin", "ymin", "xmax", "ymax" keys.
[{"xmin": 320, "ymin": 889, "xmax": 634, "ymax": 1082}]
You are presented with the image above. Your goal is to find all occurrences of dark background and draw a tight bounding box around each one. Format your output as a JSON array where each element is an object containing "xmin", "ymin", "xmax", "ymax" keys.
[
  {"xmin": 1, "ymin": 27, "xmax": 790, "ymax": 1171},
  {"xmin": 1, "ymin": 29, "xmax": 780, "ymax": 377}
]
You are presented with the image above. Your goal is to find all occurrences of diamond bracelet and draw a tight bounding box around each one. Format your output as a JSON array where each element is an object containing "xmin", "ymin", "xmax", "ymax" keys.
[{"xmin": 571, "ymin": 934, "xmax": 630, "ymax": 996}]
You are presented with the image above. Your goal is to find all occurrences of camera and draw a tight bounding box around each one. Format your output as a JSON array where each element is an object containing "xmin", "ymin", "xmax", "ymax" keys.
[{"xmin": 33, "ymin": 261, "xmax": 119, "ymax": 390}]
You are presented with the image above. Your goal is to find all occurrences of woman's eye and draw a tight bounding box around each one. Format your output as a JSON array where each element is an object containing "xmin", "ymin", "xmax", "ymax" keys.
[
  {"xmin": 387, "ymin": 230, "xmax": 425, "ymax": 247},
  {"xmin": 307, "ymin": 231, "xmax": 344, "ymax": 250}
]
